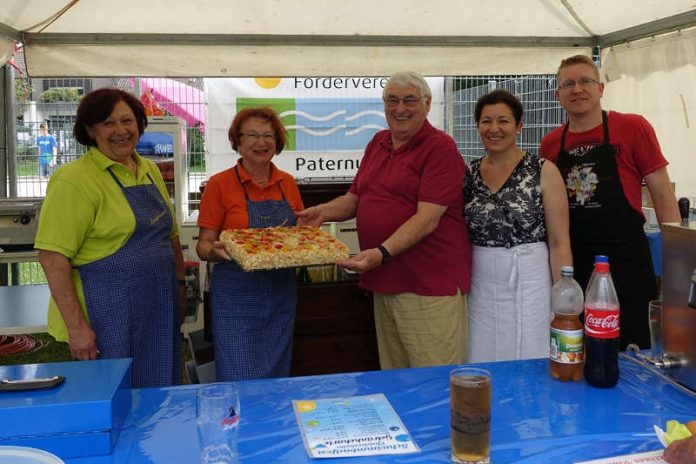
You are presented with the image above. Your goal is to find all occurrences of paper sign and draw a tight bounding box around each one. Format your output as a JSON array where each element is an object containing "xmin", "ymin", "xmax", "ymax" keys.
[
  {"xmin": 293, "ymin": 393, "xmax": 420, "ymax": 458},
  {"xmin": 576, "ymin": 449, "xmax": 665, "ymax": 464}
]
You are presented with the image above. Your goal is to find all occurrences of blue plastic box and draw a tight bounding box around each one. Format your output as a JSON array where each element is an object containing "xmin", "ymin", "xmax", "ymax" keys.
[{"xmin": 0, "ymin": 359, "xmax": 131, "ymax": 459}]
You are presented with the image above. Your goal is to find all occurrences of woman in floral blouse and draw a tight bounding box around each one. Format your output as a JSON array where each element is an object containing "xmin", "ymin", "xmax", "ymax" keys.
[{"xmin": 464, "ymin": 89, "xmax": 572, "ymax": 363}]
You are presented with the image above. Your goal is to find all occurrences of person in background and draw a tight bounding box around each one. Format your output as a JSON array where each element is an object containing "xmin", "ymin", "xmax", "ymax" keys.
[
  {"xmin": 36, "ymin": 122, "xmax": 58, "ymax": 178},
  {"xmin": 464, "ymin": 89, "xmax": 571, "ymax": 362},
  {"xmin": 196, "ymin": 107, "xmax": 304, "ymax": 381},
  {"xmin": 297, "ymin": 71, "xmax": 470, "ymax": 370},
  {"xmin": 36, "ymin": 88, "xmax": 186, "ymax": 388},
  {"xmin": 540, "ymin": 54, "xmax": 680, "ymax": 350}
]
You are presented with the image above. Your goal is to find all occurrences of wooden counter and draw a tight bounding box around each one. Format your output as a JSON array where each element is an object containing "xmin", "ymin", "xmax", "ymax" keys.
[
  {"xmin": 290, "ymin": 281, "xmax": 379, "ymax": 376},
  {"xmin": 190, "ymin": 279, "xmax": 380, "ymax": 377}
]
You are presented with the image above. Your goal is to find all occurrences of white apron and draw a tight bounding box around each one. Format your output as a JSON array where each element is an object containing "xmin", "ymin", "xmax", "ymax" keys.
[{"xmin": 467, "ymin": 242, "xmax": 552, "ymax": 362}]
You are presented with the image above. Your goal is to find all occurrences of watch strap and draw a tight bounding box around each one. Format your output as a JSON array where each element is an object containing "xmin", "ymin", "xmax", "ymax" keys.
[{"xmin": 377, "ymin": 245, "xmax": 392, "ymax": 264}]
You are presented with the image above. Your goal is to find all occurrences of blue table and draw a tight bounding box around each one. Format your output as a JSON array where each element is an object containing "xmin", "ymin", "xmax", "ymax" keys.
[{"xmin": 63, "ymin": 356, "xmax": 696, "ymax": 463}]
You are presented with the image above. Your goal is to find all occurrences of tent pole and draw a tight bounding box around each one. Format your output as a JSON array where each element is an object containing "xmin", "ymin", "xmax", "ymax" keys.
[{"xmin": 3, "ymin": 64, "xmax": 17, "ymax": 198}]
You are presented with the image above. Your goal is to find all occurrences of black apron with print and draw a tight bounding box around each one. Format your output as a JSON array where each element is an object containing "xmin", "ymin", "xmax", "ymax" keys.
[{"xmin": 556, "ymin": 111, "xmax": 655, "ymax": 350}]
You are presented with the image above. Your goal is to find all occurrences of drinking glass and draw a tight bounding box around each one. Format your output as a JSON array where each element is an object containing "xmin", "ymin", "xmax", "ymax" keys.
[
  {"xmin": 648, "ymin": 300, "xmax": 663, "ymax": 357},
  {"xmin": 197, "ymin": 383, "xmax": 240, "ymax": 464},
  {"xmin": 450, "ymin": 367, "xmax": 491, "ymax": 464}
]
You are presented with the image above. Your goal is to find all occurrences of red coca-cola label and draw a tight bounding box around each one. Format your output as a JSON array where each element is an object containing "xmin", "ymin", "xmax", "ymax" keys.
[{"xmin": 584, "ymin": 306, "xmax": 620, "ymax": 339}]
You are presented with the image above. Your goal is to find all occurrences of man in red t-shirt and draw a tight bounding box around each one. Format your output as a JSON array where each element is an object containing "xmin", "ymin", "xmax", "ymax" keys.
[
  {"xmin": 297, "ymin": 71, "xmax": 471, "ymax": 369},
  {"xmin": 540, "ymin": 54, "xmax": 679, "ymax": 350}
]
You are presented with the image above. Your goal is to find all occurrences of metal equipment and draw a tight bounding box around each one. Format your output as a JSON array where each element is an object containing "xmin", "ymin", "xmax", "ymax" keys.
[
  {"xmin": 657, "ymin": 198, "xmax": 696, "ymax": 391},
  {"xmin": 0, "ymin": 198, "xmax": 42, "ymax": 251}
]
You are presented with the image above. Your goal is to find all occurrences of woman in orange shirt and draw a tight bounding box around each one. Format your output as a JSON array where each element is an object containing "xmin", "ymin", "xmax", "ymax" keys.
[{"xmin": 196, "ymin": 107, "xmax": 303, "ymax": 381}]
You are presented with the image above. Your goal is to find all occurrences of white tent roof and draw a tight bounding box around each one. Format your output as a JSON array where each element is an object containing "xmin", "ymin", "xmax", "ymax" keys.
[{"xmin": 1, "ymin": 0, "xmax": 695, "ymax": 76}]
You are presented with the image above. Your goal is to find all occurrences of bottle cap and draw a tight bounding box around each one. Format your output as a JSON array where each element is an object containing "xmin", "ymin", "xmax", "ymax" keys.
[
  {"xmin": 560, "ymin": 265, "xmax": 574, "ymax": 276},
  {"xmin": 594, "ymin": 262, "xmax": 610, "ymax": 272},
  {"xmin": 594, "ymin": 255, "xmax": 609, "ymax": 263}
]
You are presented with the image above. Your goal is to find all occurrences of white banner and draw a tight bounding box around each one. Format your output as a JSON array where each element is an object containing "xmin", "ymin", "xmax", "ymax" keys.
[{"xmin": 204, "ymin": 77, "xmax": 445, "ymax": 180}]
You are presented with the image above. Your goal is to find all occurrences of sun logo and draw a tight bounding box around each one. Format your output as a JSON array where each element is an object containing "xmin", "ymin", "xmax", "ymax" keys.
[
  {"xmin": 254, "ymin": 78, "xmax": 282, "ymax": 89},
  {"xmin": 296, "ymin": 401, "xmax": 317, "ymax": 413}
]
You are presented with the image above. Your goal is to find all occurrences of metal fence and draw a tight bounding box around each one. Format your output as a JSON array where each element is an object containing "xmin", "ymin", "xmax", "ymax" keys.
[
  {"xmin": 8, "ymin": 262, "xmax": 46, "ymax": 285},
  {"xmin": 448, "ymin": 75, "xmax": 566, "ymax": 165},
  {"xmin": 13, "ymin": 77, "xmax": 206, "ymax": 212}
]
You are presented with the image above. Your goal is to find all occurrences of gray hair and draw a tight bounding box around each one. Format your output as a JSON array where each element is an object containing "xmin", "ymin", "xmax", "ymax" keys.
[{"xmin": 383, "ymin": 71, "xmax": 432, "ymax": 99}]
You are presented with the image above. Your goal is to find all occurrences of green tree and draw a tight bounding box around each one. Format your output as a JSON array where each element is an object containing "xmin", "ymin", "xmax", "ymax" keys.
[
  {"xmin": 15, "ymin": 77, "xmax": 32, "ymax": 117},
  {"xmin": 188, "ymin": 125, "xmax": 205, "ymax": 169},
  {"xmin": 39, "ymin": 87, "xmax": 81, "ymax": 103},
  {"xmin": 15, "ymin": 77, "xmax": 31, "ymax": 103}
]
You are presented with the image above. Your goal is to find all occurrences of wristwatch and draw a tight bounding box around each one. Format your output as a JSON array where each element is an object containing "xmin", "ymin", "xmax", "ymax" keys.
[{"xmin": 377, "ymin": 245, "xmax": 392, "ymax": 265}]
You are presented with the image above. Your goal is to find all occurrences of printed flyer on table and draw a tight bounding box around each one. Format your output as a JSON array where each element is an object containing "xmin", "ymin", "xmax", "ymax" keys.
[{"xmin": 292, "ymin": 393, "xmax": 420, "ymax": 458}]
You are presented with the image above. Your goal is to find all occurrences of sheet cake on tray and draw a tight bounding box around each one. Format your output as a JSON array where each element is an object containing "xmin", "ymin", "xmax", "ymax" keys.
[{"xmin": 220, "ymin": 226, "xmax": 350, "ymax": 271}]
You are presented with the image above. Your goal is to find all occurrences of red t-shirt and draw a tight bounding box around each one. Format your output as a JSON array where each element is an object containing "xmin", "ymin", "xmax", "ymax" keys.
[
  {"xmin": 350, "ymin": 120, "xmax": 471, "ymax": 295},
  {"xmin": 197, "ymin": 160, "xmax": 304, "ymax": 231},
  {"xmin": 539, "ymin": 111, "xmax": 668, "ymax": 216}
]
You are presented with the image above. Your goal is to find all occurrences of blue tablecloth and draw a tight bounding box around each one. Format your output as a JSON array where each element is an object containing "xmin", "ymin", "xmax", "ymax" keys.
[{"xmin": 63, "ymin": 356, "xmax": 696, "ymax": 463}]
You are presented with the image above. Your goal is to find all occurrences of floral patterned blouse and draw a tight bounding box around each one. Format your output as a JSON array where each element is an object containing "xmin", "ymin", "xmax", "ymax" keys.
[{"xmin": 464, "ymin": 152, "xmax": 548, "ymax": 247}]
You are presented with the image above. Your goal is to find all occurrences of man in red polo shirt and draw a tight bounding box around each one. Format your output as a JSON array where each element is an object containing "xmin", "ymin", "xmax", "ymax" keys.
[{"xmin": 297, "ymin": 71, "xmax": 471, "ymax": 369}]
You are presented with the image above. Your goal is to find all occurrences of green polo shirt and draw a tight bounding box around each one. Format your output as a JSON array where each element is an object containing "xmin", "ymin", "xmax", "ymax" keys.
[{"xmin": 35, "ymin": 146, "xmax": 179, "ymax": 342}]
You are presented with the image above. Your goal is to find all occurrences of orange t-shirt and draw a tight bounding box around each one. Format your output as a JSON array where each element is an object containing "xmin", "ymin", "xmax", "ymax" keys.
[{"xmin": 197, "ymin": 161, "xmax": 304, "ymax": 231}]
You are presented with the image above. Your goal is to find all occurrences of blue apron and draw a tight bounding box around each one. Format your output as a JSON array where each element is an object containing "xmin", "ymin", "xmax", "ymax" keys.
[
  {"xmin": 77, "ymin": 168, "xmax": 180, "ymax": 388},
  {"xmin": 211, "ymin": 165, "xmax": 297, "ymax": 381}
]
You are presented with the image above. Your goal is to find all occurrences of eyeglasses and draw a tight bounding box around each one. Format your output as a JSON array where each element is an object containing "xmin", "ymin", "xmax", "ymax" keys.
[
  {"xmin": 239, "ymin": 132, "xmax": 276, "ymax": 141},
  {"xmin": 383, "ymin": 96, "xmax": 424, "ymax": 108},
  {"xmin": 558, "ymin": 78, "xmax": 599, "ymax": 92}
]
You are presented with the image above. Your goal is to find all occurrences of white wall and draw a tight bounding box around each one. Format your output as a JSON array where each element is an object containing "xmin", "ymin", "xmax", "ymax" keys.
[{"xmin": 601, "ymin": 28, "xmax": 696, "ymax": 198}]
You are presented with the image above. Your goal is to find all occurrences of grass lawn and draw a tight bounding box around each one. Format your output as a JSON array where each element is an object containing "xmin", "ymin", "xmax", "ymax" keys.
[{"xmin": 18, "ymin": 159, "xmax": 39, "ymax": 177}]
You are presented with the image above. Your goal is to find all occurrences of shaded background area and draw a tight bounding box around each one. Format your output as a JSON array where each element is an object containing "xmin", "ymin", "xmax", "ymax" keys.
[{"xmin": 0, "ymin": 334, "xmax": 194, "ymax": 384}]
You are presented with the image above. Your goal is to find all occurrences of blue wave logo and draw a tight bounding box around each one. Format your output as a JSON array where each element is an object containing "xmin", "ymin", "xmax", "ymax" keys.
[{"xmin": 281, "ymin": 99, "xmax": 385, "ymax": 150}]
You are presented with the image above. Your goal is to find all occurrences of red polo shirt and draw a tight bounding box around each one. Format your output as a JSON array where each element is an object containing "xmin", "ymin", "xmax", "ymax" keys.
[{"xmin": 350, "ymin": 120, "xmax": 471, "ymax": 295}]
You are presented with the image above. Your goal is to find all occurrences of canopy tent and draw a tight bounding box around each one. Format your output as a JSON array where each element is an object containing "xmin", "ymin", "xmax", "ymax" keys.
[
  {"xmin": 0, "ymin": 0, "xmax": 695, "ymax": 77},
  {"xmin": 1, "ymin": 0, "xmax": 695, "ymax": 193},
  {"xmin": 138, "ymin": 77, "xmax": 205, "ymax": 132}
]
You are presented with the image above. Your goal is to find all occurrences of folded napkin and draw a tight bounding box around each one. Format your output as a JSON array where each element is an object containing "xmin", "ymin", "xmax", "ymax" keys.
[{"xmin": 655, "ymin": 420, "xmax": 693, "ymax": 447}]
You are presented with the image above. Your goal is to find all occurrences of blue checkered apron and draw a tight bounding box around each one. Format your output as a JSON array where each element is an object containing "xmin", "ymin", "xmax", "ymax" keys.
[
  {"xmin": 211, "ymin": 165, "xmax": 297, "ymax": 381},
  {"xmin": 77, "ymin": 169, "xmax": 180, "ymax": 388}
]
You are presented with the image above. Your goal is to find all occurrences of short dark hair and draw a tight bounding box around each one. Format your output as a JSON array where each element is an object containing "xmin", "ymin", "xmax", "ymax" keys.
[
  {"xmin": 74, "ymin": 88, "xmax": 147, "ymax": 146},
  {"xmin": 228, "ymin": 107, "xmax": 288, "ymax": 154},
  {"xmin": 557, "ymin": 54, "xmax": 599, "ymax": 81},
  {"xmin": 474, "ymin": 89, "xmax": 523, "ymax": 125}
]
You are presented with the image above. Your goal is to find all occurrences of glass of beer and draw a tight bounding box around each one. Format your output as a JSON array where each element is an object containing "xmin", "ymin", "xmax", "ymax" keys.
[{"xmin": 450, "ymin": 367, "xmax": 491, "ymax": 464}]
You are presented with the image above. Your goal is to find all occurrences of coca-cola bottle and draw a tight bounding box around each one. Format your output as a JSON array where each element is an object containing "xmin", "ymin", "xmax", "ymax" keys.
[
  {"xmin": 583, "ymin": 259, "xmax": 620, "ymax": 388},
  {"xmin": 585, "ymin": 255, "xmax": 608, "ymax": 291},
  {"xmin": 550, "ymin": 266, "xmax": 584, "ymax": 382}
]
